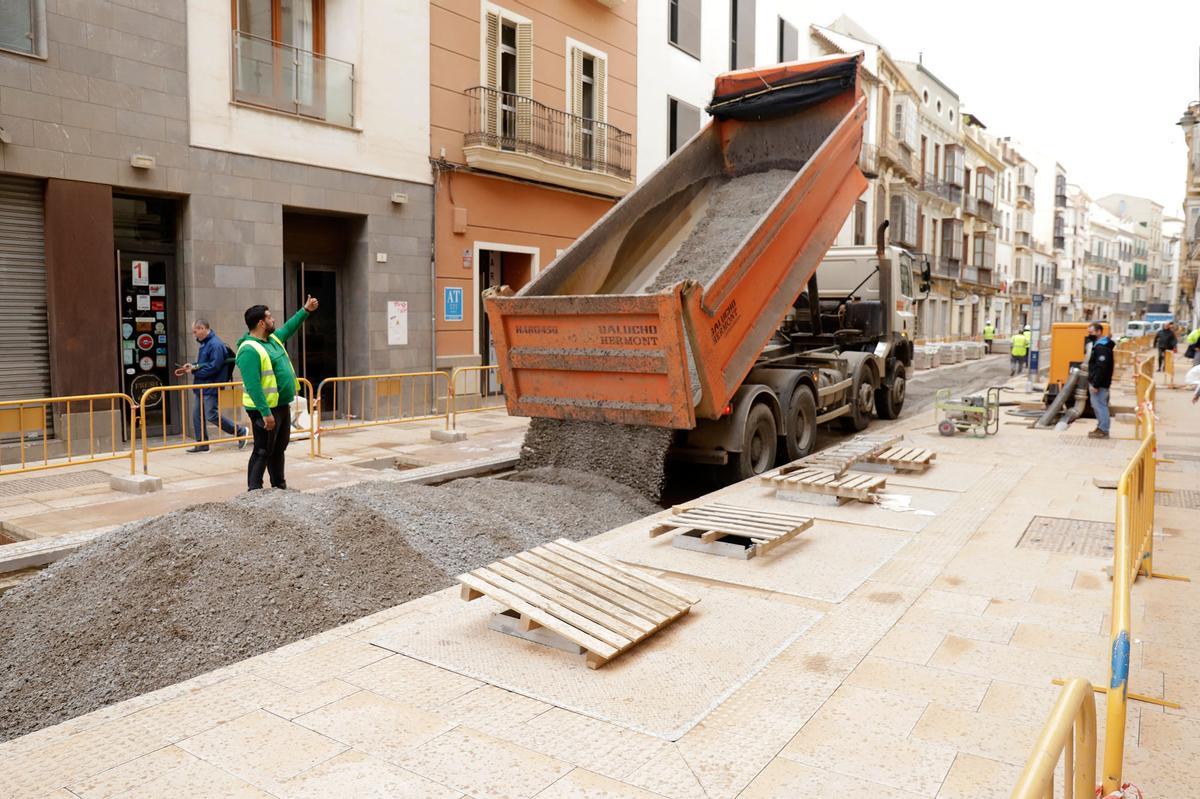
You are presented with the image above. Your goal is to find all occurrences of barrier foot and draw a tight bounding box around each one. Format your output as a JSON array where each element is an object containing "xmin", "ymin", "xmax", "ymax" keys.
[
  {"xmin": 1148, "ymin": 570, "xmax": 1192, "ymax": 582},
  {"xmin": 1052, "ymin": 679, "xmax": 1183, "ymax": 709}
]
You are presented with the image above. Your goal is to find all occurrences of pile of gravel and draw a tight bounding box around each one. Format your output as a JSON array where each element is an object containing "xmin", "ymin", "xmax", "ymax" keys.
[
  {"xmin": 519, "ymin": 418, "xmax": 675, "ymax": 500},
  {"xmin": 0, "ymin": 470, "xmax": 657, "ymax": 742}
]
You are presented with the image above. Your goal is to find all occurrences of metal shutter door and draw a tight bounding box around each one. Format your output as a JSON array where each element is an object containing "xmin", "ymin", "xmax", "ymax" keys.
[{"xmin": 0, "ymin": 175, "xmax": 49, "ymax": 402}]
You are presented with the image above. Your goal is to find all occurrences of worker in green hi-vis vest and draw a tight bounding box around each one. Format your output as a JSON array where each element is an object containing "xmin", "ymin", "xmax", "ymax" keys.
[{"xmin": 235, "ymin": 296, "xmax": 318, "ymax": 491}]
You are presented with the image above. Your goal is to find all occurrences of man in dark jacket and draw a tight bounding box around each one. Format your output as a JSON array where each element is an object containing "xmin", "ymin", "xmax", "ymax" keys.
[
  {"xmin": 1155, "ymin": 323, "xmax": 1177, "ymax": 372},
  {"xmin": 181, "ymin": 319, "xmax": 248, "ymax": 452},
  {"xmin": 1086, "ymin": 322, "xmax": 1114, "ymax": 439}
]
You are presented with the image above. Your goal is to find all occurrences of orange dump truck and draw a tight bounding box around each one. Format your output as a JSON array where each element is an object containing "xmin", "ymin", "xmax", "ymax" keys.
[{"xmin": 484, "ymin": 54, "xmax": 922, "ymax": 479}]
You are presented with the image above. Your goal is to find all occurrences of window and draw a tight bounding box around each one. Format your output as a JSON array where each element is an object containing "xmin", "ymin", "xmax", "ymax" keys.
[
  {"xmin": 730, "ymin": 0, "xmax": 755, "ymax": 69},
  {"xmin": 668, "ymin": 0, "xmax": 701, "ymax": 58},
  {"xmin": 976, "ymin": 168, "xmax": 995, "ymax": 205},
  {"xmin": 853, "ymin": 200, "xmax": 866, "ymax": 246},
  {"xmin": 570, "ymin": 45, "xmax": 608, "ymax": 167},
  {"xmin": 889, "ymin": 192, "xmax": 917, "ymax": 247},
  {"xmin": 922, "ymin": 90, "xmax": 929, "ymax": 104},
  {"xmin": 482, "ymin": 10, "xmax": 532, "ymax": 143},
  {"xmin": 0, "ymin": 0, "xmax": 42, "ymax": 57},
  {"xmin": 233, "ymin": 0, "xmax": 355, "ymax": 126},
  {"xmin": 973, "ymin": 235, "xmax": 995, "ymax": 268},
  {"xmin": 777, "ymin": 17, "xmax": 798, "ymax": 62},
  {"xmin": 943, "ymin": 145, "xmax": 963, "ymax": 187},
  {"xmin": 668, "ymin": 97, "xmax": 701, "ymax": 154},
  {"xmin": 942, "ymin": 218, "xmax": 963, "ymax": 261},
  {"xmin": 893, "ymin": 95, "xmax": 917, "ymax": 151}
]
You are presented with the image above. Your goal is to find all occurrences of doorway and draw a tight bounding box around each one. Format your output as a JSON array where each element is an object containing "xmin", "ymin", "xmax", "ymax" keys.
[
  {"xmin": 283, "ymin": 262, "xmax": 340, "ymax": 407},
  {"xmin": 478, "ymin": 247, "xmax": 533, "ymax": 393}
]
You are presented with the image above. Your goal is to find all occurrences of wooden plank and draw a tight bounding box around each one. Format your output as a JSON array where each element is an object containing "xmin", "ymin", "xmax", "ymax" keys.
[
  {"xmin": 516, "ymin": 550, "xmax": 668, "ymax": 624},
  {"xmin": 706, "ymin": 503, "xmax": 810, "ymax": 523},
  {"xmin": 545, "ymin": 541, "xmax": 696, "ymax": 612},
  {"xmin": 471, "ymin": 567, "xmax": 633, "ymax": 651},
  {"xmin": 699, "ymin": 527, "xmax": 772, "ymax": 544},
  {"xmin": 551, "ymin": 539, "xmax": 702, "ymax": 607},
  {"xmin": 673, "ymin": 510, "xmax": 789, "ymax": 535},
  {"xmin": 457, "ymin": 572, "xmax": 619, "ymax": 660},
  {"xmin": 529, "ymin": 548, "xmax": 676, "ymax": 622},
  {"xmin": 489, "ymin": 560, "xmax": 648, "ymax": 642}
]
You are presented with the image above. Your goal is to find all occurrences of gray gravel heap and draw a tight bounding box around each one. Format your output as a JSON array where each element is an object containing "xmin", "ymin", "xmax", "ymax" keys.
[
  {"xmin": 519, "ymin": 418, "xmax": 675, "ymax": 500},
  {"xmin": 0, "ymin": 469, "xmax": 657, "ymax": 742}
]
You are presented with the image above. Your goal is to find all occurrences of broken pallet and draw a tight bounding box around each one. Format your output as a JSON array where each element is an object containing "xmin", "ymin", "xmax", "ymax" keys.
[
  {"xmin": 865, "ymin": 445, "xmax": 937, "ymax": 472},
  {"xmin": 458, "ymin": 538, "xmax": 700, "ymax": 669},
  {"xmin": 649, "ymin": 501, "xmax": 814, "ymax": 558},
  {"xmin": 775, "ymin": 433, "xmax": 902, "ymax": 478},
  {"xmin": 766, "ymin": 466, "xmax": 886, "ymax": 502}
]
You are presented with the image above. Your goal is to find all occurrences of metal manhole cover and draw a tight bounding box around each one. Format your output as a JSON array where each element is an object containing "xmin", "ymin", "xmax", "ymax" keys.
[
  {"xmin": 0, "ymin": 469, "xmax": 110, "ymax": 498},
  {"xmin": 1156, "ymin": 490, "xmax": 1200, "ymax": 509},
  {"xmin": 1017, "ymin": 516, "xmax": 1114, "ymax": 557}
]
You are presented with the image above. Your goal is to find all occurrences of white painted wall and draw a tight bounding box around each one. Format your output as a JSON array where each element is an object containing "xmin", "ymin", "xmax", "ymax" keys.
[
  {"xmin": 186, "ymin": 0, "xmax": 431, "ymax": 184},
  {"xmin": 635, "ymin": 1, "xmax": 814, "ymax": 181}
]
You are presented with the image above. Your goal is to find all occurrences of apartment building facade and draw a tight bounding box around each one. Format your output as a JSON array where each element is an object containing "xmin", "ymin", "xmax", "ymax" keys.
[
  {"xmin": 0, "ymin": 0, "xmax": 432, "ymax": 433},
  {"xmin": 430, "ymin": 0, "xmax": 635, "ymax": 373},
  {"xmin": 1178, "ymin": 101, "xmax": 1199, "ymax": 324},
  {"xmin": 1098, "ymin": 193, "xmax": 1166, "ymax": 319},
  {"xmin": 1082, "ymin": 203, "xmax": 1120, "ymax": 323}
]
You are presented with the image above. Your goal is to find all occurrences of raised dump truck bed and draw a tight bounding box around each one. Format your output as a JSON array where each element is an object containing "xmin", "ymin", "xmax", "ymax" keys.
[{"xmin": 484, "ymin": 54, "xmax": 868, "ymax": 431}]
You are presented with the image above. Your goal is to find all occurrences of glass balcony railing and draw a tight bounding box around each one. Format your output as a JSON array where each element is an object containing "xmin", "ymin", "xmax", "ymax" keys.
[{"xmin": 232, "ymin": 31, "xmax": 355, "ymax": 127}]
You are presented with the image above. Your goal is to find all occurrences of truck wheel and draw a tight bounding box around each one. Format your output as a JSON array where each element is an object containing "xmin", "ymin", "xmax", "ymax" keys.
[
  {"xmin": 875, "ymin": 363, "xmax": 907, "ymax": 420},
  {"xmin": 839, "ymin": 360, "xmax": 876, "ymax": 432},
  {"xmin": 728, "ymin": 404, "xmax": 777, "ymax": 481},
  {"xmin": 783, "ymin": 384, "xmax": 817, "ymax": 461}
]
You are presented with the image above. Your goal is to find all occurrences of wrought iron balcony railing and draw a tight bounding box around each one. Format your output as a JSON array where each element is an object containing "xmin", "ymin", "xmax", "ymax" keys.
[{"xmin": 464, "ymin": 86, "xmax": 633, "ymax": 180}]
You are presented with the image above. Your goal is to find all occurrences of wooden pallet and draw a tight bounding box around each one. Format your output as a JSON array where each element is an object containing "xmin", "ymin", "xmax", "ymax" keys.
[
  {"xmin": 649, "ymin": 502, "xmax": 814, "ymax": 558},
  {"xmin": 458, "ymin": 538, "xmax": 701, "ymax": 669},
  {"xmin": 773, "ymin": 433, "xmax": 902, "ymax": 478},
  {"xmin": 767, "ymin": 466, "xmax": 886, "ymax": 502},
  {"xmin": 865, "ymin": 445, "xmax": 937, "ymax": 473}
]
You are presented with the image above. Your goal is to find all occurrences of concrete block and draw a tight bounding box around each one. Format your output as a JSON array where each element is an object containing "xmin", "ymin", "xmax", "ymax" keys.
[
  {"xmin": 30, "ymin": 64, "xmax": 90, "ymax": 101},
  {"xmin": 1, "ymin": 86, "xmax": 63, "ymax": 123},
  {"xmin": 110, "ymin": 473, "xmax": 163, "ymax": 494},
  {"xmin": 61, "ymin": 98, "xmax": 116, "ymax": 133},
  {"xmin": 431, "ymin": 429, "xmax": 467, "ymax": 443}
]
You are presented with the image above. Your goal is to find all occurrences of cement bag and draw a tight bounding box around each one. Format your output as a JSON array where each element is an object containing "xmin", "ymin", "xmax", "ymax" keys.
[{"xmin": 1186, "ymin": 364, "xmax": 1200, "ymax": 387}]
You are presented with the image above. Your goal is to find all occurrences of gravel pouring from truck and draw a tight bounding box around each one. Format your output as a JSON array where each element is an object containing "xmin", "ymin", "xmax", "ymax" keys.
[{"xmin": 485, "ymin": 54, "xmax": 917, "ymax": 478}]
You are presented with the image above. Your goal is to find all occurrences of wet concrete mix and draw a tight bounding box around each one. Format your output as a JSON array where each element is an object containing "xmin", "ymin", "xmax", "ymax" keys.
[{"xmin": 0, "ymin": 469, "xmax": 657, "ymax": 742}]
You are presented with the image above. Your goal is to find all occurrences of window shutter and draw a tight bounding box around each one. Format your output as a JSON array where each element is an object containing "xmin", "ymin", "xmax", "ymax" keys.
[
  {"xmin": 593, "ymin": 55, "xmax": 607, "ymax": 167},
  {"xmin": 570, "ymin": 47, "xmax": 583, "ymax": 160},
  {"xmin": 516, "ymin": 21, "xmax": 533, "ymax": 143},
  {"xmin": 484, "ymin": 12, "xmax": 500, "ymax": 136}
]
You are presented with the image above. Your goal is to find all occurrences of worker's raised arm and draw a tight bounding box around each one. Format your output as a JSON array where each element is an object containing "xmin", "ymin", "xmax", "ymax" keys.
[{"xmin": 274, "ymin": 308, "xmax": 310, "ymax": 344}]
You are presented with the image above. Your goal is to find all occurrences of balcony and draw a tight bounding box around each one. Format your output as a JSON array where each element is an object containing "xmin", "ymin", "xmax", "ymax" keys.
[
  {"xmin": 1015, "ymin": 231, "xmax": 1032, "ymax": 248},
  {"xmin": 1017, "ymin": 185, "xmax": 1034, "ymax": 206},
  {"xmin": 858, "ymin": 143, "xmax": 879, "ymax": 178},
  {"xmin": 232, "ymin": 31, "xmax": 356, "ymax": 127},
  {"xmin": 1055, "ymin": 193, "xmax": 1067, "ymax": 208},
  {"xmin": 933, "ymin": 255, "xmax": 961, "ymax": 279},
  {"xmin": 921, "ymin": 173, "xmax": 957, "ymax": 205},
  {"xmin": 879, "ymin": 137, "xmax": 917, "ymax": 181},
  {"xmin": 960, "ymin": 266, "xmax": 994, "ymax": 288},
  {"xmin": 1084, "ymin": 252, "xmax": 1119, "ymax": 269},
  {"xmin": 1082, "ymin": 287, "xmax": 1118, "ymax": 303},
  {"xmin": 1053, "ymin": 235, "xmax": 1065, "ymax": 251},
  {"xmin": 464, "ymin": 86, "xmax": 633, "ymax": 197},
  {"xmin": 1010, "ymin": 280, "xmax": 1031, "ymax": 298},
  {"xmin": 963, "ymin": 194, "xmax": 978, "ymax": 217},
  {"xmin": 1117, "ymin": 301, "xmax": 1133, "ymax": 312}
]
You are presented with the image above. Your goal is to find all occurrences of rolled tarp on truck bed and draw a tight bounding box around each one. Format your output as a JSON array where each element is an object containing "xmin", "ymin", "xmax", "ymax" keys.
[{"xmin": 483, "ymin": 53, "xmax": 868, "ymax": 430}]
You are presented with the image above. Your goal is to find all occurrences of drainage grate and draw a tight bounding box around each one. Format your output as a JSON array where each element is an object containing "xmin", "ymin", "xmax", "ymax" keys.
[
  {"xmin": 1017, "ymin": 516, "xmax": 1114, "ymax": 557},
  {"xmin": 0, "ymin": 469, "xmax": 110, "ymax": 498},
  {"xmin": 1156, "ymin": 490, "xmax": 1200, "ymax": 509}
]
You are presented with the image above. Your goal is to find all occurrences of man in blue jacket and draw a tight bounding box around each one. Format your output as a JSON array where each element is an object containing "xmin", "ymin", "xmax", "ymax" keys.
[{"xmin": 181, "ymin": 319, "xmax": 248, "ymax": 452}]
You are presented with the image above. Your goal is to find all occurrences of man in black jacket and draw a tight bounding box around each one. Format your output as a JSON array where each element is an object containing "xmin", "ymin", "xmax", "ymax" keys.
[
  {"xmin": 1155, "ymin": 323, "xmax": 1177, "ymax": 372},
  {"xmin": 1087, "ymin": 322, "xmax": 1114, "ymax": 439}
]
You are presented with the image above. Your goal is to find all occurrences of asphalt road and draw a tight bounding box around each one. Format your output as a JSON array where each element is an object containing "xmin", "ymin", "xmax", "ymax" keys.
[{"xmin": 903, "ymin": 354, "xmax": 1018, "ymax": 415}]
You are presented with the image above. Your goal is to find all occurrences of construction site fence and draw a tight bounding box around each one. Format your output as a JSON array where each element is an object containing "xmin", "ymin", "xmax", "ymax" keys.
[
  {"xmin": 140, "ymin": 378, "xmax": 317, "ymax": 473},
  {"xmin": 1101, "ymin": 414, "xmax": 1157, "ymax": 793},
  {"xmin": 450, "ymin": 365, "xmax": 505, "ymax": 425},
  {"xmin": 1161, "ymin": 349, "xmax": 1175, "ymax": 388},
  {"xmin": 1133, "ymin": 355, "xmax": 1155, "ymax": 442},
  {"xmin": 0, "ymin": 393, "xmax": 137, "ymax": 477},
  {"xmin": 313, "ymin": 371, "xmax": 451, "ymax": 456},
  {"xmin": 1010, "ymin": 677, "xmax": 1097, "ymax": 799},
  {"xmin": 0, "ymin": 367, "xmax": 513, "ymax": 478}
]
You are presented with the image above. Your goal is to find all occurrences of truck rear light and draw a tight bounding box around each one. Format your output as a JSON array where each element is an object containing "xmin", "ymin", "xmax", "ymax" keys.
[{"xmin": 723, "ymin": 404, "xmax": 733, "ymax": 415}]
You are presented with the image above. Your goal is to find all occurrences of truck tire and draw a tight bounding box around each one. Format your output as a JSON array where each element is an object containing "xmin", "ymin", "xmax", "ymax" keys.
[
  {"xmin": 839, "ymin": 360, "xmax": 876, "ymax": 432},
  {"xmin": 728, "ymin": 403, "xmax": 777, "ymax": 481},
  {"xmin": 875, "ymin": 362, "xmax": 907, "ymax": 420},
  {"xmin": 783, "ymin": 384, "xmax": 817, "ymax": 461}
]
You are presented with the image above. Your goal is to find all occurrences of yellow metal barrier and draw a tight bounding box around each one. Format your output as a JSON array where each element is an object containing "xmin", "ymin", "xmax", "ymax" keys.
[
  {"xmin": 313, "ymin": 371, "xmax": 451, "ymax": 456},
  {"xmin": 450, "ymin": 365, "xmax": 506, "ymax": 427},
  {"xmin": 0, "ymin": 393, "xmax": 137, "ymax": 476},
  {"xmin": 140, "ymin": 378, "xmax": 316, "ymax": 473},
  {"xmin": 1133, "ymin": 355, "xmax": 1155, "ymax": 441},
  {"xmin": 1011, "ymin": 677, "xmax": 1096, "ymax": 799},
  {"xmin": 1161, "ymin": 348, "xmax": 1176, "ymax": 388}
]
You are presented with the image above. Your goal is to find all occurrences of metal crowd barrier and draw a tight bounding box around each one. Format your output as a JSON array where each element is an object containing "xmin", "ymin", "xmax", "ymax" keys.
[
  {"xmin": 450, "ymin": 365, "xmax": 506, "ymax": 427},
  {"xmin": 1133, "ymin": 355, "xmax": 1155, "ymax": 441},
  {"xmin": 140, "ymin": 378, "xmax": 316, "ymax": 473},
  {"xmin": 1010, "ymin": 677, "xmax": 1096, "ymax": 799},
  {"xmin": 313, "ymin": 371, "xmax": 451, "ymax": 456},
  {"xmin": 1161, "ymin": 348, "xmax": 1176, "ymax": 388},
  {"xmin": 0, "ymin": 393, "xmax": 137, "ymax": 476}
]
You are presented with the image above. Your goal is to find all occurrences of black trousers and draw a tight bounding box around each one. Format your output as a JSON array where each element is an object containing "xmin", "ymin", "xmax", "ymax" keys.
[
  {"xmin": 1157, "ymin": 348, "xmax": 1167, "ymax": 371},
  {"xmin": 245, "ymin": 406, "xmax": 291, "ymax": 490}
]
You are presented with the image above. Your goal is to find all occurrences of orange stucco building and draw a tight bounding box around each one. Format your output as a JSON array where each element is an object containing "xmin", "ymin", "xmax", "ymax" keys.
[{"xmin": 430, "ymin": 0, "xmax": 637, "ymax": 371}]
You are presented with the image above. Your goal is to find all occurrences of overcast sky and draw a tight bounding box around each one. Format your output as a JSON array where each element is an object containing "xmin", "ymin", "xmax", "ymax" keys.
[{"xmin": 825, "ymin": 1, "xmax": 1200, "ymax": 217}]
